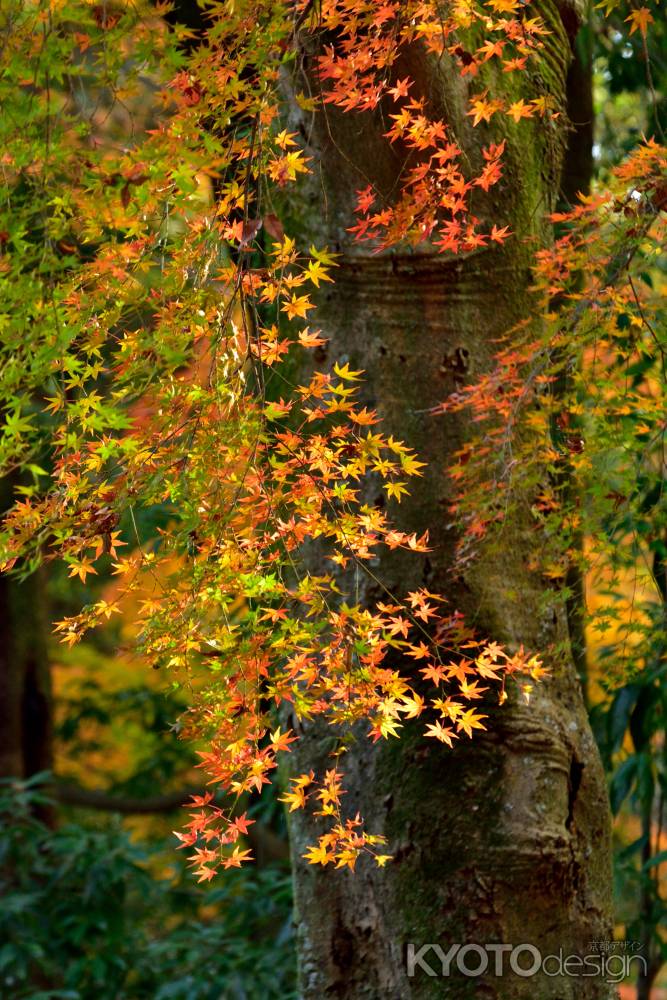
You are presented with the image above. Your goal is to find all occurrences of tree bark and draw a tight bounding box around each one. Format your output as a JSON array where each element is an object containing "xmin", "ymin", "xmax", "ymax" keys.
[
  {"xmin": 0, "ymin": 481, "xmax": 53, "ymax": 786},
  {"xmin": 282, "ymin": 3, "xmax": 614, "ymax": 997},
  {"xmin": 561, "ymin": 22, "xmax": 595, "ymax": 206}
]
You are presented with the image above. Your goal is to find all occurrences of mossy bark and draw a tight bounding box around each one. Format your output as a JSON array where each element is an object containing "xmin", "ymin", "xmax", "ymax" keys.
[{"xmin": 283, "ymin": 4, "xmax": 614, "ymax": 997}]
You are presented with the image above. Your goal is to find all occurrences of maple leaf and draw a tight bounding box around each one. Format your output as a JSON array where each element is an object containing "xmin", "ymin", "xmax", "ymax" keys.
[
  {"xmin": 531, "ymin": 96, "xmax": 557, "ymax": 118},
  {"xmin": 298, "ymin": 327, "xmax": 328, "ymax": 348},
  {"xmin": 458, "ymin": 678, "xmax": 487, "ymax": 699},
  {"xmin": 625, "ymin": 7, "xmax": 653, "ymax": 35},
  {"xmin": 457, "ymin": 709, "xmax": 488, "ymax": 737},
  {"xmin": 67, "ymin": 558, "xmax": 98, "ymax": 583},
  {"xmin": 349, "ymin": 406, "xmax": 379, "ymax": 426},
  {"xmin": 187, "ymin": 792, "xmax": 214, "ymax": 808},
  {"xmin": 384, "ymin": 480, "xmax": 409, "ymax": 502},
  {"xmin": 400, "ymin": 693, "xmax": 425, "ymax": 718},
  {"xmin": 355, "ymin": 185, "xmax": 376, "ymax": 213},
  {"xmin": 375, "ymin": 713, "xmax": 403, "ymax": 739},
  {"xmin": 304, "ymin": 842, "xmax": 335, "ymax": 865},
  {"xmin": 447, "ymin": 658, "xmax": 476, "ymax": 683},
  {"xmin": 307, "ymin": 259, "xmax": 334, "ymax": 287},
  {"xmin": 487, "ymin": 0, "xmax": 519, "ymax": 10},
  {"xmin": 222, "ymin": 846, "xmax": 253, "ymax": 869},
  {"xmin": 173, "ymin": 830, "xmax": 197, "ymax": 848},
  {"xmin": 195, "ymin": 866, "xmax": 217, "ymax": 883},
  {"xmin": 502, "ymin": 56, "xmax": 528, "ymax": 73},
  {"xmin": 387, "ymin": 77, "xmax": 412, "ymax": 100},
  {"xmin": 507, "ymin": 100, "xmax": 534, "ymax": 123},
  {"xmin": 425, "ymin": 721, "xmax": 457, "ymax": 746},
  {"xmin": 419, "ymin": 662, "xmax": 448, "ymax": 684},
  {"xmin": 44, "ymin": 394, "xmax": 64, "ymax": 413},
  {"xmin": 334, "ymin": 849, "xmax": 359, "ymax": 870},
  {"xmin": 476, "ymin": 38, "xmax": 505, "ymax": 61},
  {"xmin": 282, "ymin": 294, "xmax": 314, "ymax": 320},
  {"xmin": 406, "ymin": 641, "xmax": 431, "ymax": 660},
  {"xmin": 275, "ymin": 129, "xmax": 299, "ymax": 149},
  {"xmin": 490, "ymin": 224, "xmax": 511, "ymax": 243},
  {"xmin": 333, "ymin": 361, "xmax": 364, "ymax": 381},
  {"xmin": 269, "ymin": 726, "xmax": 298, "ymax": 752},
  {"xmin": 467, "ymin": 92, "xmax": 502, "ymax": 126},
  {"xmin": 432, "ymin": 696, "xmax": 463, "ymax": 720}
]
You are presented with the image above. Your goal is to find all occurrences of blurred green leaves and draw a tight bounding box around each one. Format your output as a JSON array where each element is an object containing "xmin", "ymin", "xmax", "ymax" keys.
[{"xmin": 0, "ymin": 777, "xmax": 296, "ymax": 1000}]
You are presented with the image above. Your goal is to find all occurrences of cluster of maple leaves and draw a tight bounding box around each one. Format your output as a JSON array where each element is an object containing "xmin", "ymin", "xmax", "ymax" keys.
[
  {"xmin": 316, "ymin": 0, "xmax": 552, "ymax": 250},
  {"xmin": 0, "ymin": 0, "xmax": 662, "ymax": 881},
  {"xmin": 442, "ymin": 139, "xmax": 667, "ymax": 670}
]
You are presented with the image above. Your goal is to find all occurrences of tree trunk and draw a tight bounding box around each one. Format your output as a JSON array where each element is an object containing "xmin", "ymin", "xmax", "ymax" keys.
[
  {"xmin": 0, "ymin": 479, "xmax": 53, "ymax": 788},
  {"xmin": 561, "ymin": 22, "xmax": 594, "ymax": 207},
  {"xmin": 283, "ymin": 3, "xmax": 614, "ymax": 997}
]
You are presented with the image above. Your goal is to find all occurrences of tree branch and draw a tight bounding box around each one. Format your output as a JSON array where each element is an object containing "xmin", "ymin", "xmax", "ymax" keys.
[
  {"xmin": 53, "ymin": 779, "xmax": 290, "ymax": 864},
  {"xmin": 54, "ymin": 781, "xmax": 201, "ymax": 813}
]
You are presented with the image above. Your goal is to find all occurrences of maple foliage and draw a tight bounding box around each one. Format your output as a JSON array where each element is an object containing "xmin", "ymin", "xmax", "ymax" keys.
[
  {"xmin": 0, "ymin": 0, "xmax": 662, "ymax": 883},
  {"xmin": 441, "ymin": 140, "xmax": 667, "ymax": 664}
]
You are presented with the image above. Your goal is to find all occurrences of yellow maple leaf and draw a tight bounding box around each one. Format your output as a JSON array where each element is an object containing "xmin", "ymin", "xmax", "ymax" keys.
[
  {"xmin": 457, "ymin": 709, "xmax": 488, "ymax": 738},
  {"xmin": 333, "ymin": 361, "xmax": 364, "ymax": 381},
  {"xmin": 282, "ymin": 294, "xmax": 313, "ymax": 320},
  {"xmin": 303, "ymin": 842, "xmax": 334, "ymax": 865},
  {"xmin": 68, "ymin": 558, "xmax": 97, "ymax": 583},
  {"xmin": 507, "ymin": 99, "xmax": 534, "ymax": 123},
  {"xmin": 384, "ymin": 480, "xmax": 409, "ymax": 502},
  {"xmin": 306, "ymin": 259, "xmax": 334, "ymax": 288}
]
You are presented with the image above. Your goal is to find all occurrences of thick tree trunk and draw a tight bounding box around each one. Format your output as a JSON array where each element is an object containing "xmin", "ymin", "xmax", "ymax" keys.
[{"xmin": 283, "ymin": 3, "xmax": 614, "ymax": 998}]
